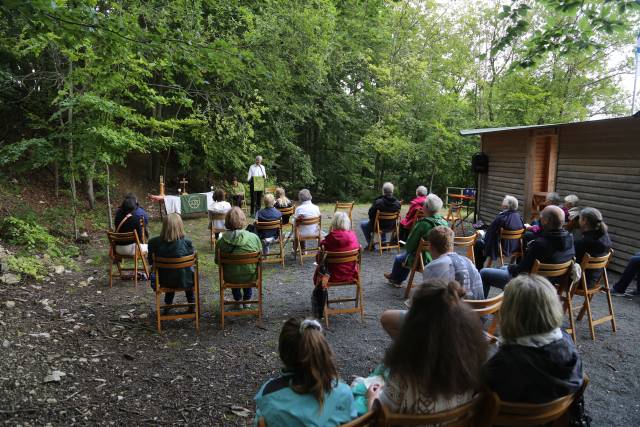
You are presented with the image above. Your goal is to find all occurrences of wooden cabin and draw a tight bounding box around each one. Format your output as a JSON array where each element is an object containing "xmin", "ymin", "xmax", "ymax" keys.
[{"xmin": 461, "ymin": 114, "xmax": 640, "ymax": 274}]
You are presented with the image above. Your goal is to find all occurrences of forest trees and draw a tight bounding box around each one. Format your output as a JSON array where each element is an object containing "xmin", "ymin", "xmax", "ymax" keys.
[{"xmin": 0, "ymin": 0, "xmax": 638, "ymax": 215}]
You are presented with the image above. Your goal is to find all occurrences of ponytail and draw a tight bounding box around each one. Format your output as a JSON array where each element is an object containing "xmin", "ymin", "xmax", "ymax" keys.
[{"xmin": 579, "ymin": 207, "xmax": 608, "ymax": 234}]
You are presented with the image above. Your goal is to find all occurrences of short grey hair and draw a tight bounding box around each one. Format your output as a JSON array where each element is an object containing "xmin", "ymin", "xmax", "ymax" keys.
[
  {"xmin": 579, "ymin": 207, "xmax": 607, "ymax": 233},
  {"xmin": 564, "ymin": 194, "xmax": 579, "ymax": 207},
  {"xmin": 540, "ymin": 205, "xmax": 564, "ymax": 230},
  {"xmin": 545, "ymin": 192, "xmax": 562, "ymax": 205},
  {"xmin": 255, "ymin": 155, "xmax": 263, "ymax": 162},
  {"xmin": 382, "ymin": 182, "xmax": 394, "ymax": 195},
  {"xmin": 502, "ymin": 195, "xmax": 518, "ymax": 210},
  {"xmin": 500, "ymin": 274, "xmax": 563, "ymax": 341},
  {"xmin": 331, "ymin": 211, "xmax": 351, "ymax": 231},
  {"xmin": 298, "ymin": 189, "xmax": 312, "ymax": 202},
  {"xmin": 263, "ymin": 193, "xmax": 275, "ymax": 208},
  {"xmin": 416, "ymin": 186, "xmax": 428, "ymax": 196},
  {"xmin": 424, "ymin": 193, "xmax": 443, "ymax": 213}
]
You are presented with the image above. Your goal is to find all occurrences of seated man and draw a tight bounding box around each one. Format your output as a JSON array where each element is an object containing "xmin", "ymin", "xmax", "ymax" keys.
[
  {"xmin": 383, "ymin": 194, "xmax": 448, "ymax": 288},
  {"xmin": 380, "ymin": 225, "xmax": 483, "ymax": 338},
  {"xmin": 399, "ymin": 185, "xmax": 428, "ymax": 241},
  {"xmin": 360, "ymin": 182, "xmax": 401, "ymax": 248},
  {"xmin": 480, "ymin": 205, "xmax": 575, "ymax": 298}
]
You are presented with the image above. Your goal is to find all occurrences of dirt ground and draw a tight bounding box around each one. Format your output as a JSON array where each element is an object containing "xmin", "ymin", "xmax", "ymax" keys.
[{"xmin": 1, "ymin": 205, "xmax": 638, "ymax": 426}]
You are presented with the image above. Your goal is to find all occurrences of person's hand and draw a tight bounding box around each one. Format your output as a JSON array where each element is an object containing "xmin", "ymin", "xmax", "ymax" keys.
[{"xmin": 366, "ymin": 383, "xmax": 382, "ymax": 400}]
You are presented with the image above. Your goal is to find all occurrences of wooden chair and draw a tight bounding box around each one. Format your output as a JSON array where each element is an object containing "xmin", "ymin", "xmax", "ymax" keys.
[
  {"xmin": 373, "ymin": 392, "xmax": 488, "ymax": 427},
  {"xmin": 446, "ymin": 202, "xmax": 466, "ymax": 235},
  {"xmin": 530, "ymin": 192, "xmax": 548, "ymax": 223},
  {"xmin": 209, "ymin": 212, "xmax": 227, "ymax": 252},
  {"xmin": 323, "ymin": 248, "xmax": 363, "ymax": 327},
  {"xmin": 334, "ymin": 201, "xmax": 355, "ymax": 229},
  {"xmin": 369, "ymin": 210, "xmax": 401, "ymax": 254},
  {"xmin": 454, "ymin": 232, "xmax": 477, "ymax": 264},
  {"xmin": 294, "ymin": 216, "xmax": 322, "ymax": 266},
  {"xmin": 139, "ymin": 217, "xmax": 148, "ymax": 243},
  {"xmin": 106, "ymin": 230, "xmax": 149, "ymax": 288},
  {"xmin": 498, "ymin": 228, "xmax": 525, "ymax": 266},
  {"xmin": 492, "ymin": 375, "xmax": 589, "ymax": 427},
  {"xmin": 531, "ymin": 258, "xmax": 577, "ymax": 341},
  {"xmin": 465, "ymin": 293, "xmax": 504, "ymax": 343},
  {"xmin": 277, "ymin": 205, "xmax": 295, "ymax": 245},
  {"xmin": 259, "ymin": 412, "xmax": 376, "ymax": 427},
  {"xmin": 217, "ymin": 250, "xmax": 263, "ymax": 329},
  {"xmin": 264, "ymin": 186, "xmax": 277, "ymax": 195},
  {"xmin": 255, "ymin": 219, "xmax": 285, "ymax": 267},
  {"xmin": 404, "ymin": 239, "xmax": 428, "ymax": 299},
  {"xmin": 574, "ymin": 250, "xmax": 616, "ymax": 341},
  {"xmin": 240, "ymin": 198, "xmax": 250, "ymax": 216},
  {"xmin": 152, "ymin": 254, "xmax": 200, "ymax": 333}
]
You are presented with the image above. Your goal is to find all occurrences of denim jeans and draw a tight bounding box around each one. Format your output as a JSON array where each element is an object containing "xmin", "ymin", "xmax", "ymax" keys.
[
  {"xmin": 388, "ymin": 253, "xmax": 410, "ymax": 283},
  {"xmin": 232, "ymin": 288, "xmax": 253, "ymax": 301},
  {"xmin": 613, "ymin": 251, "xmax": 640, "ymax": 292},
  {"xmin": 480, "ymin": 266, "xmax": 512, "ymax": 298},
  {"xmin": 360, "ymin": 219, "xmax": 387, "ymax": 247}
]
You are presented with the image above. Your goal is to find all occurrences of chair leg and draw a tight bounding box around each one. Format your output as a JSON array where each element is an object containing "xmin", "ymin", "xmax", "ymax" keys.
[
  {"xmin": 324, "ymin": 299, "xmax": 329, "ymax": 328},
  {"xmin": 358, "ymin": 281, "xmax": 364, "ymax": 322},
  {"xmin": 219, "ymin": 284, "xmax": 225, "ymax": 329},
  {"xmin": 604, "ymin": 274, "xmax": 617, "ymax": 333},
  {"xmin": 133, "ymin": 255, "xmax": 138, "ymax": 287},
  {"xmin": 194, "ymin": 280, "xmax": 200, "ymax": 334},
  {"xmin": 258, "ymin": 282, "xmax": 263, "ymax": 322},
  {"xmin": 155, "ymin": 291, "xmax": 162, "ymax": 333},
  {"xmin": 584, "ymin": 294, "xmax": 596, "ymax": 341},
  {"xmin": 404, "ymin": 268, "xmax": 416, "ymax": 299},
  {"xmin": 108, "ymin": 260, "xmax": 114, "ymax": 288},
  {"xmin": 566, "ymin": 294, "xmax": 577, "ymax": 342}
]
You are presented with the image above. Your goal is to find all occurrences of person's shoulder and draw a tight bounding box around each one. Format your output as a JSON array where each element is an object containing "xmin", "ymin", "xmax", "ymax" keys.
[
  {"xmin": 148, "ymin": 236, "xmax": 161, "ymax": 246},
  {"xmin": 260, "ymin": 376, "xmax": 290, "ymax": 397}
]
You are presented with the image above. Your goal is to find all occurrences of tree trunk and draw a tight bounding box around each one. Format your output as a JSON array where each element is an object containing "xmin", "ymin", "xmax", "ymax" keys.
[
  {"xmin": 106, "ymin": 163, "xmax": 113, "ymax": 230},
  {"xmin": 67, "ymin": 62, "xmax": 79, "ymax": 240},
  {"xmin": 53, "ymin": 161, "xmax": 59, "ymax": 198},
  {"xmin": 86, "ymin": 160, "xmax": 96, "ymax": 209}
]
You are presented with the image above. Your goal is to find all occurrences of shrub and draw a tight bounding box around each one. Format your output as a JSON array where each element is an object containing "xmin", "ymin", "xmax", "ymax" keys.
[{"xmin": 6, "ymin": 255, "xmax": 46, "ymax": 280}]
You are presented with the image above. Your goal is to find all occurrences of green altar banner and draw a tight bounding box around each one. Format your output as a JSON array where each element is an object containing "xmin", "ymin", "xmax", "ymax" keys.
[
  {"xmin": 252, "ymin": 176, "xmax": 265, "ymax": 192},
  {"xmin": 180, "ymin": 193, "xmax": 208, "ymax": 214}
]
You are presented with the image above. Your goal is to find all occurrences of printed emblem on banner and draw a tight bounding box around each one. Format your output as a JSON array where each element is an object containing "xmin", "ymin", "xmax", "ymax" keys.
[{"xmin": 188, "ymin": 197, "xmax": 201, "ymax": 209}]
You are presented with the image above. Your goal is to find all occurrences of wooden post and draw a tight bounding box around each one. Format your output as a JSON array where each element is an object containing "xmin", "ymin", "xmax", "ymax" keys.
[{"xmin": 159, "ymin": 175, "xmax": 165, "ymax": 196}]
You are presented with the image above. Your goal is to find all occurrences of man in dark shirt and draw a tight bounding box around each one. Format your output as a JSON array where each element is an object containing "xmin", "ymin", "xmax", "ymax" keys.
[
  {"xmin": 359, "ymin": 182, "xmax": 401, "ymax": 248},
  {"xmin": 480, "ymin": 205, "xmax": 575, "ymax": 297}
]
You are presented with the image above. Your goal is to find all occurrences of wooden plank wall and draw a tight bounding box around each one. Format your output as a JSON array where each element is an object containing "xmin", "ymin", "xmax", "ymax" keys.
[
  {"xmin": 556, "ymin": 118, "xmax": 640, "ymax": 274},
  {"xmin": 478, "ymin": 130, "xmax": 529, "ymax": 222}
]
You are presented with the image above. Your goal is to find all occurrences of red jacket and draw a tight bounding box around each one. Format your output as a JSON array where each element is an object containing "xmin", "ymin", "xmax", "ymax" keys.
[
  {"xmin": 314, "ymin": 230, "xmax": 360, "ymax": 283},
  {"xmin": 400, "ymin": 195, "xmax": 426, "ymax": 229}
]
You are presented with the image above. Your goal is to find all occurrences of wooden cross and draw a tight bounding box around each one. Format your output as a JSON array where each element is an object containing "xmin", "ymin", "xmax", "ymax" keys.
[{"xmin": 179, "ymin": 177, "xmax": 189, "ymax": 195}]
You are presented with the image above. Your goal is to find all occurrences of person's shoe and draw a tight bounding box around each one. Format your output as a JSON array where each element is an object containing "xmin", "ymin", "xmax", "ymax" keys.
[
  {"xmin": 610, "ymin": 289, "xmax": 627, "ymax": 297},
  {"xmin": 624, "ymin": 289, "xmax": 640, "ymax": 297},
  {"xmin": 384, "ymin": 272, "xmax": 402, "ymax": 288}
]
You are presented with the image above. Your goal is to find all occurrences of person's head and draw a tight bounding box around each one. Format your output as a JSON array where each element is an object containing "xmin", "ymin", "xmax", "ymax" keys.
[
  {"xmin": 545, "ymin": 192, "xmax": 563, "ymax": 206},
  {"xmin": 500, "ymin": 274, "xmax": 563, "ymax": 341},
  {"xmin": 275, "ymin": 187, "xmax": 286, "ymax": 199},
  {"xmin": 416, "ymin": 186, "xmax": 428, "ymax": 197},
  {"xmin": 263, "ymin": 193, "xmax": 276, "ymax": 208},
  {"xmin": 279, "ymin": 318, "xmax": 338, "ymax": 408},
  {"xmin": 255, "ymin": 155, "xmax": 262, "ymax": 165},
  {"xmin": 121, "ymin": 197, "xmax": 137, "ymax": 214},
  {"xmin": 501, "ymin": 195, "xmax": 518, "ymax": 211},
  {"xmin": 331, "ymin": 211, "xmax": 351, "ymax": 231},
  {"xmin": 232, "ymin": 176, "xmax": 238, "ymax": 185},
  {"xmin": 427, "ymin": 226, "xmax": 454, "ymax": 257},
  {"xmin": 564, "ymin": 194, "xmax": 579, "ymax": 209},
  {"xmin": 160, "ymin": 213, "xmax": 185, "ymax": 242},
  {"xmin": 382, "ymin": 182, "xmax": 394, "ymax": 196},
  {"xmin": 423, "ymin": 193, "xmax": 443, "ymax": 216},
  {"xmin": 124, "ymin": 192, "xmax": 139, "ymax": 206},
  {"xmin": 214, "ymin": 188, "xmax": 225, "ymax": 202},
  {"xmin": 579, "ymin": 207, "xmax": 607, "ymax": 234},
  {"xmin": 298, "ymin": 189, "xmax": 312, "ymax": 203},
  {"xmin": 384, "ymin": 280, "xmax": 486, "ymax": 397},
  {"xmin": 225, "ymin": 207, "xmax": 246, "ymax": 230},
  {"xmin": 540, "ymin": 205, "xmax": 564, "ymax": 231}
]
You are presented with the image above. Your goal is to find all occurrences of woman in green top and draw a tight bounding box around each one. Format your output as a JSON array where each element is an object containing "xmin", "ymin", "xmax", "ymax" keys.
[
  {"xmin": 229, "ymin": 176, "xmax": 245, "ymax": 207},
  {"xmin": 216, "ymin": 207, "xmax": 262, "ymax": 305}
]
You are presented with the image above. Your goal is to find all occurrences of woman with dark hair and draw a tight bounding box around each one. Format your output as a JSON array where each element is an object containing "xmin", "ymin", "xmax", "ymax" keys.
[
  {"xmin": 574, "ymin": 207, "xmax": 611, "ymax": 288},
  {"xmin": 367, "ymin": 280, "xmax": 487, "ymax": 414},
  {"xmin": 208, "ymin": 188, "xmax": 232, "ymax": 238},
  {"xmin": 113, "ymin": 197, "xmax": 146, "ymax": 255},
  {"xmin": 254, "ymin": 318, "xmax": 356, "ymax": 426}
]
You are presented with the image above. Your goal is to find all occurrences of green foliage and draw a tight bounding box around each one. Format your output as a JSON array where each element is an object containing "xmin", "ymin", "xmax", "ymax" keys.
[
  {"xmin": 0, "ymin": 216, "xmax": 78, "ymax": 259},
  {"xmin": 6, "ymin": 255, "xmax": 47, "ymax": 280}
]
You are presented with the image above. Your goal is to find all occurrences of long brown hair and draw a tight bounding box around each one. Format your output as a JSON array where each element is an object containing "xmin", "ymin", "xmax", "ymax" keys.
[
  {"xmin": 384, "ymin": 280, "xmax": 487, "ymax": 397},
  {"xmin": 278, "ymin": 318, "xmax": 339, "ymax": 408}
]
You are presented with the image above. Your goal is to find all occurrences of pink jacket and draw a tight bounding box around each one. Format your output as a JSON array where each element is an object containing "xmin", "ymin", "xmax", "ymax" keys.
[
  {"xmin": 400, "ymin": 195, "xmax": 427, "ymax": 229},
  {"xmin": 314, "ymin": 230, "xmax": 360, "ymax": 283}
]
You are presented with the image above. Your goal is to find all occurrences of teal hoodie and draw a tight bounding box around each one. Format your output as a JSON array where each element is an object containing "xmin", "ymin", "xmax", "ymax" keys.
[{"xmin": 215, "ymin": 230, "xmax": 262, "ymax": 283}]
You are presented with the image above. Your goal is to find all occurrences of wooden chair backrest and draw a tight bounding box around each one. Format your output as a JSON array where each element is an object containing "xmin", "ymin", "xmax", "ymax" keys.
[
  {"xmin": 375, "ymin": 392, "xmax": 484, "ymax": 426},
  {"xmin": 493, "ymin": 375, "xmax": 589, "ymax": 426},
  {"xmin": 210, "ymin": 212, "xmax": 227, "ymax": 221},
  {"xmin": 107, "ymin": 230, "xmax": 141, "ymax": 246},
  {"xmin": 218, "ymin": 251, "xmax": 262, "ymax": 266},
  {"xmin": 579, "ymin": 250, "xmax": 612, "ymax": 272},
  {"xmin": 334, "ymin": 201, "xmax": 354, "ymax": 212},
  {"xmin": 531, "ymin": 259, "xmax": 574, "ymax": 278},
  {"xmin": 465, "ymin": 293, "xmax": 504, "ymax": 316},
  {"xmin": 277, "ymin": 206, "xmax": 295, "ymax": 216},
  {"xmin": 259, "ymin": 411, "xmax": 375, "ymax": 427},
  {"xmin": 415, "ymin": 238, "xmax": 429, "ymax": 270},
  {"xmin": 454, "ymin": 233, "xmax": 477, "ymax": 250},
  {"xmin": 375, "ymin": 210, "xmax": 400, "ymax": 232},
  {"xmin": 139, "ymin": 217, "xmax": 147, "ymax": 243},
  {"xmin": 296, "ymin": 216, "xmax": 321, "ymax": 226},
  {"xmin": 153, "ymin": 253, "xmax": 197, "ymax": 269},
  {"xmin": 323, "ymin": 248, "xmax": 361, "ymax": 265},
  {"xmin": 255, "ymin": 219, "xmax": 282, "ymax": 231},
  {"xmin": 499, "ymin": 228, "xmax": 525, "ymax": 240}
]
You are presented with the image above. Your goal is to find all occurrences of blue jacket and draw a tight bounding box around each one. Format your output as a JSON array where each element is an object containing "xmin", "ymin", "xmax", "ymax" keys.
[
  {"xmin": 484, "ymin": 209, "xmax": 524, "ymax": 259},
  {"xmin": 256, "ymin": 207, "xmax": 283, "ymax": 239}
]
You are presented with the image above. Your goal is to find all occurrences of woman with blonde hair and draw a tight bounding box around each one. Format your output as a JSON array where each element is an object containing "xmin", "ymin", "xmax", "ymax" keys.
[
  {"xmin": 147, "ymin": 213, "xmax": 195, "ymax": 314},
  {"xmin": 254, "ymin": 318, "xmax": 356, "ymax": 426},
  {"xmin": 484, "ymin": 274, "xmax": 583, "ymax": 403},
  {"xmin": 274, "ymin": 187, "xmax": 293, "ymax": 223}
]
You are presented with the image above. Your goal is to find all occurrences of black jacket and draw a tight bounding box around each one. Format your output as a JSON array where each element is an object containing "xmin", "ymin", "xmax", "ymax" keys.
[
  {"xmin": 147, "ymin": 237, "xmax": 195, "ymax": 289},
  {"xmin": 484, "ymin": 331, "xmax": 583, "ymax": 403},
  {"xmin": 368, "ymin": 195, "xmax": 401, "ymax": 230},
  {"xmin": 575, "ymin": 229, "xmax": 611, "ymax": 288},
  {"xmin": 508, "ymin": 229, "xmax": 575, "ymax": 277}
]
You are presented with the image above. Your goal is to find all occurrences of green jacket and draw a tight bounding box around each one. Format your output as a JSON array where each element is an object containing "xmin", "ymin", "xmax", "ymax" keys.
[
  {"xmin": 148, "ymin": 237, "xmax": 195, "ymax": 289},
  {"xmin": 404, "ymin": 214, "xmax": 449, "ymax": 266},
  {"xmin": 215, "ymin": 230, "xmax": 262, "ymax": 283}
]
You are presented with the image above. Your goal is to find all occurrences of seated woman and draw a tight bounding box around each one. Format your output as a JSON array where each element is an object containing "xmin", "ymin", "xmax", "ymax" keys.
[
  {"xmin": 399, "ymin": 185, "xmax": 428, "ymax": 241},
  {"xmin": 229, "ymin": 176, "xmax": 245, "ymax": 207},
  {"xmin": 147, "ymin": 213, "xmax": 195, "ymax": 314},
  {"xmin": 113, "ymin": 197, "xmax": 147, "ymax": 256},
  {"xmin": 254, "ymin": 318, "xmax": 357, "ymax": 426},
  {"xmin": 475, "ymin": 195, "xmax": 524, "ymax": 269},
  {"xmin": 215, "ymin": 207, "xmax": 262, "ymax": 308},
  {"xmin": 484, "ymin": 274, "xmax": 583, "ymax": 403},
  {"xmin": 574, "ymin": 207, "xmax": 611, "ymax": 289},
  {"xmin": 274, "ymin": 187, "xmax": 293, "ymax": 223},
  {"xmin": 368, "ymin": 280, "xmax": 486, "ymax": 414},
  {"xmin": 208, "ymin": 189, "xmax": 232, "ymax": 237},
  {"xmin": 313, "ymin": 212, "xmax": 360, "ymax": 285},
  {"xmin": 293, "ymin": 189, "xmax": 321, "ymax": 251},
  {"xmin": 256, "ymin": 194, "xmax": 283, "ymax": 253}
]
